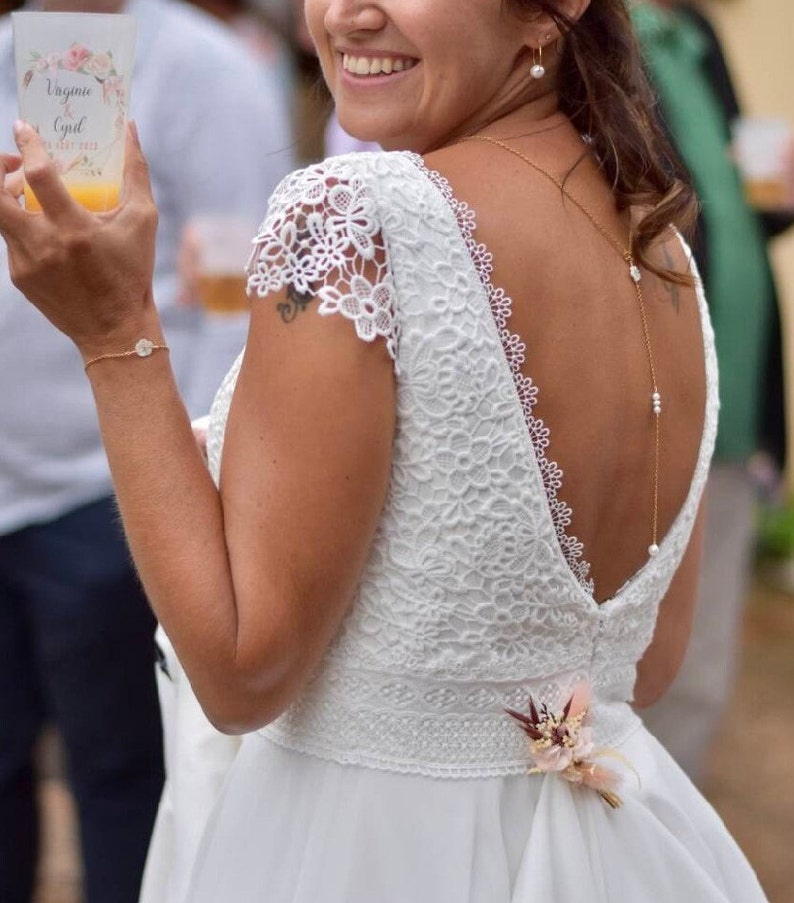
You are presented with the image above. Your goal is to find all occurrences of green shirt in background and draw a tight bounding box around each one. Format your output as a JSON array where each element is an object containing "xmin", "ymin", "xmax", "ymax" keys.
[{"xmin": 631, "ymin": 3, "xmax": 774, "ymax": 461}]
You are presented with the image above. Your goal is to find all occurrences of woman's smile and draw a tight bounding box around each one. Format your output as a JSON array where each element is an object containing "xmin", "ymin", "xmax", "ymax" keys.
[{"xmin": 340, "ymin": 52, "xmax": 419, "ymax": 78}]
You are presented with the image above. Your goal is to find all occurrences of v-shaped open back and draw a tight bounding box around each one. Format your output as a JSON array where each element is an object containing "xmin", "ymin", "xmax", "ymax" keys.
[{"xmin": 409, "ymin": 150, "xmax": 710, "ymax": 605}]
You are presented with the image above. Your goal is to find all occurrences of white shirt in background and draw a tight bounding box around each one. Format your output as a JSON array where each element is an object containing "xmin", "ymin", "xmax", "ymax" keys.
[{"xmin": 0, "ymin": 0, "xmax": 295, "ymax": 535}]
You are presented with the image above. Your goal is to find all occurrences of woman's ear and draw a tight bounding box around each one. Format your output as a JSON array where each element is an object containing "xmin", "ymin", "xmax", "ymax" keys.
[
  {"xmin": 519, "ymin": 0, "xmax": 592, "ymax": 47},
  {"xmin": 553, "ymin": 0, "xmax": 592, "ymax": 25}
]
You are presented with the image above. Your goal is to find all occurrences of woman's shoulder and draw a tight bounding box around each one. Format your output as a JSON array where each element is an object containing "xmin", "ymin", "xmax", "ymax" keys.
[
  {"xmin": 281, "ymin": 150, "xmax": 422, "ymax": 186},
  {"xmin": 257, "ymin": 153, "xmax": 455, "ymax": 270},
  {"xmin": 266, "ymin": 151, "xmax": 430, "ymax": 214}
]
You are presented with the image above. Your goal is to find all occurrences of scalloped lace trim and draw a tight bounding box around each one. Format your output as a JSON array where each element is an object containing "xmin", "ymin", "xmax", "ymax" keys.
[{"xmin": 406, "ymin": 153, "xmax": 595, "ymax": 595}]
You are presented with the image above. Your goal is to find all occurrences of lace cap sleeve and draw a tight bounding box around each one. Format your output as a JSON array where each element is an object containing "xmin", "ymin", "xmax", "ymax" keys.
[{"xmin": 246, "ymin": 158, "xmax": 400, "ymax": 371}]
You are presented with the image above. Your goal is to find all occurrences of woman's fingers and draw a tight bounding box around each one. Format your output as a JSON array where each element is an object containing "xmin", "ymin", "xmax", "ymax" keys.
[
  {"xmin": 122, "ymin": 122, "xmax": 156, "ymax": 208},
  {"xmin": 0, "ymin": 120, "xmax": 159, "ymax": 349},
  {"xmin": 0, "ymin": 152, "xmax": 22, "ymax": 175},
  {"xmin": 0, "ymin": 121, "xmax": 155, "ymax": 222},
  {"xmin": 13, "ymin": 120, "xmax": 80, "ymax": 223},
  {"xmin": 0, "ymin": 154, "xmax": 25, "ymax": 201},
  {"xmin": 0, "ymin": 150, "xmax": 28, "ymax": 234},
  {"xmin": 4, "ymin": 168, "xmax": 24, "ymax": 201}
]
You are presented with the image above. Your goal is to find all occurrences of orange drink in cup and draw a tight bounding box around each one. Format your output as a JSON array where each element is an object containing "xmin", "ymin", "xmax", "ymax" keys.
[
  {"xmin": 12, "ymin": 12, "xmax": 137, "ymax": 212},
  {"xmin": 190, "ymin": 215, "xmax": 257, "ymax": 316},
  {"xmin": 196, "ymin": 272, "xmax": 250, "ymax": 316},
  {"xmin": 23, "ymin": 181, "xmax": 121, "ymax": 213}
]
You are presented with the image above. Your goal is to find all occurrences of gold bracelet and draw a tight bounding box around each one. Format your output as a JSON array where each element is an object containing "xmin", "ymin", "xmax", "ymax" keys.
[{"xmin": 83, "ymin": 338, "xmax": 170, "ymax": 372}]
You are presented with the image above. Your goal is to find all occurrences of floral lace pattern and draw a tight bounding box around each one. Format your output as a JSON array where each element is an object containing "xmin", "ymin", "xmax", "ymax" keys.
[
  {"xmin": 246, "ymin": 162, "xmax": 400, "ymax": 369},
  {"xmin": 408, "ymin": 155, "xmax": 594, "ymax": 593},
  {"xmin": 206, "ymin": 152, "xmax": 719, "ymax": 779}
]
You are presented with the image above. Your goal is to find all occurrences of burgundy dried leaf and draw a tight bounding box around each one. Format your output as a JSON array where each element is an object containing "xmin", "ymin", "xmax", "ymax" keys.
[
  {"xmin": 505, "ymin": 708, "xmax": 545, "ymax": 740},
  {"xmin": 561, "ymin": 694, "xmax": 573, "ymax": 722},
  {"xmin": 528, "ymin": 696, "xmax": 540, "ymax": 725},
  {"xmin": 505, "ymin": 707, "xmax": 531, "ymax": 726}
]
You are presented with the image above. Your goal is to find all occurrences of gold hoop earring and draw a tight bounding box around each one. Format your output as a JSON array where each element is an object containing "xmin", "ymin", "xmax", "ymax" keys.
[{"xmin": 530, "ymin": 44, "xmax": 546, "ymax": 80}]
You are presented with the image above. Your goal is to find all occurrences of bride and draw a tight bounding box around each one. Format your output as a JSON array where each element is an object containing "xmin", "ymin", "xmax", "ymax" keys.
[{"xmin": 0, "ymin": 0, "xmax": 767, "ymax": 899}]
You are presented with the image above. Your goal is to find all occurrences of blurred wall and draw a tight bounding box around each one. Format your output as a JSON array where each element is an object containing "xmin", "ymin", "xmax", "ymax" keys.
[{"xmin": 704, "ymin": 0, "xmax": 794, "ymax": 486}]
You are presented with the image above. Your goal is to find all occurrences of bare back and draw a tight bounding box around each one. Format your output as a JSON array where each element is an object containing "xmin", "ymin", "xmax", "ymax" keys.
[{"xmin": 428, "ymin": 119, "xmax": 707, "ymax": 603}]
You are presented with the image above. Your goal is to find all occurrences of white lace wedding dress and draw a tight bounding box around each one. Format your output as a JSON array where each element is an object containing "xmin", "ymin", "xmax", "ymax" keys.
[{"xmin": 186, "ymin": 152, "xmax": 766, "ymax": 901}]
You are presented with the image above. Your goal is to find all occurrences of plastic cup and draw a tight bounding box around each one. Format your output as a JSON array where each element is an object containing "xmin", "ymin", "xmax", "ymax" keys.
[
  {"xmin": 732, "ymin": 116, "xmax": 793, "ymax": 210},
  {"xmin": 190, "ymin": 215, "xmax": 256, "ymax": 316},
  {"xmin": 12, "ymin": 11, "xmax": 137, "ymax": 212}
]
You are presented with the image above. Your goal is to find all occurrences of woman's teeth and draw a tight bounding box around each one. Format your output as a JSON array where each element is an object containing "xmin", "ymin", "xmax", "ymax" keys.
[{"xmin": 342, "ymin": 54, "xmax": 418, "ymax": 76}]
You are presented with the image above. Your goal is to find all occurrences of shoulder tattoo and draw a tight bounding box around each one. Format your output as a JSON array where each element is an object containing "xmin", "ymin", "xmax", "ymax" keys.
[{"xmin": 277, "ymin": 283, "xmax": 315, "ymax": 323}]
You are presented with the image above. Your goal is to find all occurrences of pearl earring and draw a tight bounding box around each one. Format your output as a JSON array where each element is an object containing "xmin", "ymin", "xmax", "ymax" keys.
[{"xmin": 530, "ymin": 44, "xmax": 545, "ymax": 80}]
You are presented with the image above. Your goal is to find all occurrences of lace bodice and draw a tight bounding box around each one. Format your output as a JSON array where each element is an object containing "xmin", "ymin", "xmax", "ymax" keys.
[{"xmin": 207, "ymin": 152, "xmax": 719, "ymax": 778}]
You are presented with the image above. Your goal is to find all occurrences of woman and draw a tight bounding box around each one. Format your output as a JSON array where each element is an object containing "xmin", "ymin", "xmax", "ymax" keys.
[{"xmin": 0, "ymin": 0, "xmax": 766, "ymax": 900}]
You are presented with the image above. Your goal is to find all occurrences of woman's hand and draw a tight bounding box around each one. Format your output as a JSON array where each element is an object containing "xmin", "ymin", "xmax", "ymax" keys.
[{"xmin": 0, "ymin": 121, "xmax": 160, "ymax": 360}]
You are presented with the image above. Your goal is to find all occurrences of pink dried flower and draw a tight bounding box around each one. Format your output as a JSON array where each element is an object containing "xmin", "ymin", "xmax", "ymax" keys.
[{"xmin": 506, "ymin": 681, "xmax": 624, "ymax": 809}]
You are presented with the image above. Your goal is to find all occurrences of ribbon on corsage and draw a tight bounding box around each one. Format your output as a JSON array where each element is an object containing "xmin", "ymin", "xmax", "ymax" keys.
[{"xmin": 506, "ymin": 682, "xmax": 632, "ymax": 809}]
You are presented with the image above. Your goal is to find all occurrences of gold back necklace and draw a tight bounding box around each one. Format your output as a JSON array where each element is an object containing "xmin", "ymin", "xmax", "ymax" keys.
[{"xmin": 458, "ymin": 134, "xmax": 662, "ymax": 560}]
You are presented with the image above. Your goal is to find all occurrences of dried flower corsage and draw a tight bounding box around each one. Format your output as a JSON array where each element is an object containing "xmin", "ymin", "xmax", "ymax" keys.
[{"xmin": 506, "ymin": 682, "xmax": 625, "ymax": 809}]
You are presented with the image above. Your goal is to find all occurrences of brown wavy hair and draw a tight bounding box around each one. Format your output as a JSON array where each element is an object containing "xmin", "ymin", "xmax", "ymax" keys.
[{"xmin": 511, "ymin": 0, "xmax": 698, "ymax": 284}]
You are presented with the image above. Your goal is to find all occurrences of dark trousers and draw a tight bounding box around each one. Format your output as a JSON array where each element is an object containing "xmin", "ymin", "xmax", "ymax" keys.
[{"xmin": 0, "ymin": 496, "xmax": 164, "ymax": 903}]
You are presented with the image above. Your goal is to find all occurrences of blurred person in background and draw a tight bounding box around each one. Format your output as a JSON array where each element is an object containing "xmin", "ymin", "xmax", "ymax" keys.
[
  {"xmin": 288, "ymin": 0, "xmax": 328, "ymax": 161},
  {"xmin": 281, "ymin": 0, "xmax": 372, "ymax": 158},
  {"xmin": 0, "ymin": 1, "xmax": 293, "ymax": 901},
  {"xmin": 631, "ymin": 0, "xmax": 794, "ymax": 786},
  {"xmin": 184, "ymin": 0, "xmax": 293, "ymax": 117},
  {"xmin": 188, "ymin": 1, "xmax": 331, "ymax": 164}
]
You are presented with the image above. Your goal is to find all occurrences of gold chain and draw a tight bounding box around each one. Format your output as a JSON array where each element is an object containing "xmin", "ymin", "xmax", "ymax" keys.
[
  {"xmin": 83, "ymin": 338, "xmax": 170, "ymax": 372},
  {"xmin": 459, "ymin": 134, "xmax": 662, "ymax": 556}
]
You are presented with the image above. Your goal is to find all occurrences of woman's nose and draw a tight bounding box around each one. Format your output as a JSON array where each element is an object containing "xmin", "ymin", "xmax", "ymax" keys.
[{"xmin": 323, "ymin": 0, "xmax": 388, "ymax": 37}]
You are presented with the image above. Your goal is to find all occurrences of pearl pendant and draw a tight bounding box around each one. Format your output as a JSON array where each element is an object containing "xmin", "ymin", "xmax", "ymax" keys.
[
  {"xmin": 530, "ymin": 64, "xmax": 546, "ymax": 80},
  {"xmin": 652, "ymin": 390, "xmax": 662, "ymax": 416},
  {"xmin": 648, "ymin": 544, "xmax": 659, "ymax": 557},
  {"xmin": 629, "ymin": 264, "xmax": 642, "ymax": 283}
]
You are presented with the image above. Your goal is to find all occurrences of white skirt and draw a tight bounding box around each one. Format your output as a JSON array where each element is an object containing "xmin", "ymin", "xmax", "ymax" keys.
[
  {"xmin": 139, "ymin": 629, "xmax": 241, "ymax": 903},
  {"xmin": 184, "ymin": 725, "xmax": 767, "ymax": 902}
]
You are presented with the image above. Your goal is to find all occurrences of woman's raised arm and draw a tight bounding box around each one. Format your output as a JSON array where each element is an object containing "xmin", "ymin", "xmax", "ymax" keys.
[{"xmin": 0, "ymin": 122, "xmax": 396, "ymax": 733}]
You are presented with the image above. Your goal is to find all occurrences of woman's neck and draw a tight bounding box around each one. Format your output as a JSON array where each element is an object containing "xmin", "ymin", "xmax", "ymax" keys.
[{"xmin": 443, "ymin": 93, "xmax": 563, "ymax": 149}]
